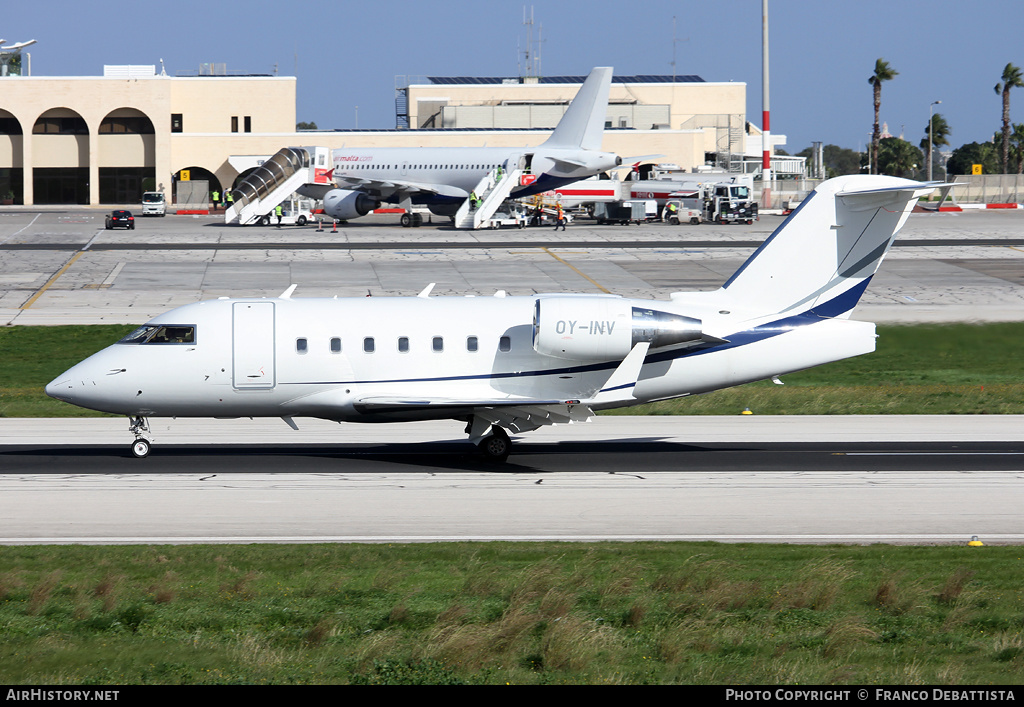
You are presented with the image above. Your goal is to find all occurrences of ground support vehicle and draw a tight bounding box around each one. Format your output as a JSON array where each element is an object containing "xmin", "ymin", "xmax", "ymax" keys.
[
  {"xmin": 141, "ymin": 192, "xmax": 166, "ymax": 216},
  {"xmin": 254, "ymin": 196, "xmax": 316, "ymax": 226},
  {"xmin": 593, "ymin": 200, "xmax": 652, "ymax": 225},
  {"xmin": 662, "ymin": 200, "xmax": 703, "ymax": 225}
]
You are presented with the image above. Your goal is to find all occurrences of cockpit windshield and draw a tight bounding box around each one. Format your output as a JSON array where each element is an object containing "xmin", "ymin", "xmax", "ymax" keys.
[{"xmin": 118, "ymin": 325, "xmax": 196, "ymax": 344}]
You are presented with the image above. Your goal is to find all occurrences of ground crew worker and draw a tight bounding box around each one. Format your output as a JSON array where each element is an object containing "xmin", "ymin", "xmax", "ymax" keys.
[
  {"xmin": 555, "ymin": 203, "xmax": 566, "ymax": 231},
  {"xmin": 275, "ymin": 204, "xmax": 283, "ymax": 227},
  {"xmin": 211, "ymin": 190, "xmax": 220, "ymax": 210},
  {"xmin": 469, "ymin": 191, "xmax": 478, "ymax": 210},
  {"xmin": 495, "ymin": 165, "xmax": 503, "ymax": 183},
  {"xmin": 665, "ymin": 201, "xmax": 678, "ymax": 221},
  {"xmin": 226, "ymin": 191, "xmax": 234, "ymax": 208}
]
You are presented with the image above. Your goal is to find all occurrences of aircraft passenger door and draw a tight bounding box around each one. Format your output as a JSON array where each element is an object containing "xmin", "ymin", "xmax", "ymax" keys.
[{"xmin": 232, "ymin": 302, "xmax": 276, "ymax": 389}]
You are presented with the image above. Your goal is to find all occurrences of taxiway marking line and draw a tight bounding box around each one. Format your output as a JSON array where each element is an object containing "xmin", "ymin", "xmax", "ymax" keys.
[
  {"xmin": 20, "ymin": 251, "xmax": 83, "ymax": 310},
  {"xmin": 541, "ymin": 247, "xmax": 610, "ymax": 293}
]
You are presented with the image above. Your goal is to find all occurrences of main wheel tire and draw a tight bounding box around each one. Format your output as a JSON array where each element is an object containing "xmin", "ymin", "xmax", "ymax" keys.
[
  {"xmin": 401, "ymin": 213, "xmax": 412, "ymax": 227},
  {"xmin": 131, "ymin": 438, "xmax": 151, "ymax": 459},
  {"xmin": 478, "ymin": 429, "xmax": 510, "ymax": 462}
]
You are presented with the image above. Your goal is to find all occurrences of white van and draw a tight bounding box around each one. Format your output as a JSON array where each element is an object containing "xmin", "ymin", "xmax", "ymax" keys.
[{"xmin": 141, "ymin": 192, "xmax": 166, "ymax": 216}]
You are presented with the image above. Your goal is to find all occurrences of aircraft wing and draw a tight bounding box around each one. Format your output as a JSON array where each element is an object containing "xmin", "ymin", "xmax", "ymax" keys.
[
  {"xmin": 353, "ymin": 396, "xmax": 594, "ymax": 435},
  {"xmin": 329, "ymin": 175, "xmax": 470, "ymax": 199}
]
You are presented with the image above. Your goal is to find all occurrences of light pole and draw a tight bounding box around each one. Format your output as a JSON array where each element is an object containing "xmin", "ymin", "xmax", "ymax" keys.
[{"xmin": 928, "ymin": 100, "xmax": 941, "ymax": 182}]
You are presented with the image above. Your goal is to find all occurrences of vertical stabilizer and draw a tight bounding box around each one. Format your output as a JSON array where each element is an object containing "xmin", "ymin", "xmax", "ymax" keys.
[
  {"xmin": 542, "ymin": 67, "xmax": 613, "ymax": 151},
  {"xmin": 722, "ymin": 176, "xmax": 936, "ymax": 318}
]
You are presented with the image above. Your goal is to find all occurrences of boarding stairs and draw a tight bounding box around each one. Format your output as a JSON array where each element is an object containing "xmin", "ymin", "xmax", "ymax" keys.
[
  {"xmin": 225, "ymin": 147, "xmax": 329, "ymax": 225},
  {"xmin": 453, "ymin": 168, "xmax": 523, "ymax": 229}
]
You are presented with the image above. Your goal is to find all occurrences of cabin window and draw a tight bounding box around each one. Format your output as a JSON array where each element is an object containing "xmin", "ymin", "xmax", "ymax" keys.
[
  {"xmin": 499, "ymin": 336, "xmax": 511, "ymax": 352},
  {"xmin": 398, "ymin": 337, "xmax": 409, "ymax": 353},
  {"xmin": 330, "ymin": 337, "xmax": 342, "ymax": 353},
  {"xmin": 432, "ymin": 336, "xmax": 443, "ymax": 353},
  {"xmin": 363, "ymin": 337, "xmax": 375, "ymax": 353},
  {"xmin": 296, "ymin": 338, "xmax": 308, "ymax": 354},
  {"xmin": 467, "ymin": 336, "xmax": 478, "ymax": 352},
  {"xmin": 117, "ymin": 324, "xmax": 196, "ymax": 345}
]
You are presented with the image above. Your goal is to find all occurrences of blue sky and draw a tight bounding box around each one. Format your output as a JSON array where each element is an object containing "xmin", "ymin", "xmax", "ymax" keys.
[{"xmin": 6, "ymin": 0, "xmax": 1023, "ymax": 154}]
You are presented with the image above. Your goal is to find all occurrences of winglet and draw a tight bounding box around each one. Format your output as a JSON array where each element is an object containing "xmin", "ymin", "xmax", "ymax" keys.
[
  {"xmin": 588, "ymin": 341, "xmax": 650, "ymax": 405},
  {"xmin": 280, "ymin": 284, "xmax": 297, "ymax": 299}
]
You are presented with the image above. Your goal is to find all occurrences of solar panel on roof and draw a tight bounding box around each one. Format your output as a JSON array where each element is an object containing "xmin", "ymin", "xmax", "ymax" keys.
[{"xmin": 423, "ymin": 74, "xmax": 705, "ymax": 85}]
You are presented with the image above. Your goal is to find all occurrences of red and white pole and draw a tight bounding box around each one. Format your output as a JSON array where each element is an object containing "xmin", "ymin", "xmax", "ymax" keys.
[{"xmin": 761, "ymin": 0, "xmax": 772, "ymax": 210}]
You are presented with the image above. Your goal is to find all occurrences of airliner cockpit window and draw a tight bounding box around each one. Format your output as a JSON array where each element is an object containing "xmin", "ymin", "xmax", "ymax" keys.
[{"xmin": 118, "ymin": 325, "xmax": 196, "ymax": 344}]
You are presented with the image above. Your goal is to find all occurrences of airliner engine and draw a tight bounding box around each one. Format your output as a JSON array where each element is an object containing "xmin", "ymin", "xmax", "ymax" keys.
[
  {"xmin": 532, "ymin": 296, "xmax": 704, "ymax": 361},
  {"xmin": 322, "ymin": 189, "xmax": 381, "ymax": 221}
]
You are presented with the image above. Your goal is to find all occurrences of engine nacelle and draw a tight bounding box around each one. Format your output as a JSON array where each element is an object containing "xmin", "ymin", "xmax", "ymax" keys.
[
  {"xmin": 532, "ymin": 296, "xmax": 704, "ymax": 361},
  {"xmin": 322, "ymin": 189, "xmax": 381, "ymax": 221}
]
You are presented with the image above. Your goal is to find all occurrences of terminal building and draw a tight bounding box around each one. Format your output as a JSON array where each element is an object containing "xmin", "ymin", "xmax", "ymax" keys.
[{"xmin": 0, "ymin": 60, "xmax": 792, "ymax": 207}]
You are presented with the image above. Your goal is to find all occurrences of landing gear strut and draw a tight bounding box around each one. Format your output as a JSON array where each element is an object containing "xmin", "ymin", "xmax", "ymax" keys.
[{"xmin": 128, "ymin": 416, "xmax": 151, "ymax": 458}]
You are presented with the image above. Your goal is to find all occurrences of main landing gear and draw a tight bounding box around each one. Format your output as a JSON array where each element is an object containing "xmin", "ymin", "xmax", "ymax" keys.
[
  {"xmin": 128, "ymin": 416, "xmax": 151, "ymax": 458},
  {"xmin": 400, "ymin": 212, "xmax": 423, "ymax": 227},
  {"xmin": 467, "ymin": 416, "xmax": 511, "ymax": 462},
  {"xmin": 478, "ymin": 426, "xmax": 511, "ymax": 462}
]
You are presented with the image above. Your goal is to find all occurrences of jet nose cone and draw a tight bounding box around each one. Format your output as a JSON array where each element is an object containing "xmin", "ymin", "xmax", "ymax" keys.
[{"xmin": 45, "ymin": 375, "xmax": 75, "ymax": 401}]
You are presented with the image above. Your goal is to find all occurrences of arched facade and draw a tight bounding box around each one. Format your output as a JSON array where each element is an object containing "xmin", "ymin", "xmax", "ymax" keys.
[{"xmin": 99, "ymin": 108, "xmax": 156, "ymax": 203}]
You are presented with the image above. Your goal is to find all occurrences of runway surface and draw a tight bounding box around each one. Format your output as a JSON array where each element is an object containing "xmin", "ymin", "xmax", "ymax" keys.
[{"xmin": 2, "ymin": 417, "xmax": 1022, "ymax": 545}]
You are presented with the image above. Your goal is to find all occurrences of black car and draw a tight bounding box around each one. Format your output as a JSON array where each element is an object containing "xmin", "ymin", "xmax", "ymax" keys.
[{"xmin": 105, "ymin": 210, "xmax": 135, "ymax": 230}]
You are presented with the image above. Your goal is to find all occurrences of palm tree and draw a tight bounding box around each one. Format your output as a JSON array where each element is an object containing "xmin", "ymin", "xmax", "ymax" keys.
[
  {"xmin": 994, "ymin": 63, "xmax": 1024, "ymax": 173},
  {"xmin": 869, "ymin": 59, "xmax": 898, "ymax": 175},
  {"xmin": 920, "ymin": 113, "xmax": 951, "ymax": 179}
]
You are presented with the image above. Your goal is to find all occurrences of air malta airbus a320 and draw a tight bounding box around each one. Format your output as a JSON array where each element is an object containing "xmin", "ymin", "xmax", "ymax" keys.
[
  {"xmin": 298, "ymin": 67, "xmax": 622, "ymax": 224},
  {"xmin": 47, "ymin": 175, "xmax": 938, "ymax": 461}
]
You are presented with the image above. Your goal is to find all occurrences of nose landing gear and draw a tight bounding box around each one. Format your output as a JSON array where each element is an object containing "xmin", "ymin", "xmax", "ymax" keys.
[{"xmin": 128, "ymin": 416, "xmax": 151, "ymax": 458}]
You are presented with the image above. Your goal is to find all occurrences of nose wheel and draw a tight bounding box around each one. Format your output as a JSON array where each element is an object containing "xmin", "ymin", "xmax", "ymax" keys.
[
  {"xmin": 128, "ymin": 416, "xmax": 152, "ymax": 459},
  {"xmin": 131, "ymin": 438, "xmax": 151, "ymax": 458}
]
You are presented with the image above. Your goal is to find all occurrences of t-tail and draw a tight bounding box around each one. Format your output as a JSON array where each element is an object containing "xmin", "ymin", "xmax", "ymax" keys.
[
  {"xmin": 718, "ymin": 175, "xmax": 938, "ymax": 320},
  {"xmin": 542, "ymin": 67, "xmax": 613, "ymax": 151}
]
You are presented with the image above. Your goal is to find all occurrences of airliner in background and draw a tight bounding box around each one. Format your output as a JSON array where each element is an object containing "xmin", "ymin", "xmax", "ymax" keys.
[
  {"xmin": 295, "ymin": 66, "xmax": 622, "ymax": 225},
  {"xmin": 48, "ymin": 175, "xmax": 940, "ymax": 461}
]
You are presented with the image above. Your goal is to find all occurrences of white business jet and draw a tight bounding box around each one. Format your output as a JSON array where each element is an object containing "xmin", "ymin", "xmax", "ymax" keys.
[
  {"xmin": 47, "ymin": 175, "xmax": 937, "ymax": 461},
  {"xmin": 299, "ymin": 67, "xmax": 622, "ymax": 225}
]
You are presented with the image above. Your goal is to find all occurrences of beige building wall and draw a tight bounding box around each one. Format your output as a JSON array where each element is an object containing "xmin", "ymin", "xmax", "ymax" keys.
[
  {"xmin": 405, "ymin": 78, "xmax": 746, "ymax": 171},
  {"xmin": 0, "ymin": 74, "xmax": 295, "ymax": 205},
  {"xmin": 0, "ymin": 73, "xmax": 737, "ymax": 205}
]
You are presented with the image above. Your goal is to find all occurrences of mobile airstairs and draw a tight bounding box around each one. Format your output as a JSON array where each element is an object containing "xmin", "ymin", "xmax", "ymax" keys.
[
  {"xmin": 453, "ymin": 168, "xmax": 525, "ymax": 229},
  {"xmin": 224, "ymin": 146, "xmax": 333, "ymax": 225}
]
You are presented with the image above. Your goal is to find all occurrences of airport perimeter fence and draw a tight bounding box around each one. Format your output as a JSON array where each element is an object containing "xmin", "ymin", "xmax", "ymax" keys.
[
  {"xmin": 754, "ymin": 179, "xmax": 823, "ymax": 210},
  {"xmin": 755, "ymin": 174, "xmax": 1024, "ymax": 209},
  {"xmin": 943, "ymin": 173, "xmax": 1024, "ymax": 204}
]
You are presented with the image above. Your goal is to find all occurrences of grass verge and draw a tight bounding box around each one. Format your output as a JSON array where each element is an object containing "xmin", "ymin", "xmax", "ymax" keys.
[{"xmin": 0, "ymin": 543, "xmax": 1021, "ymax": 685}]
